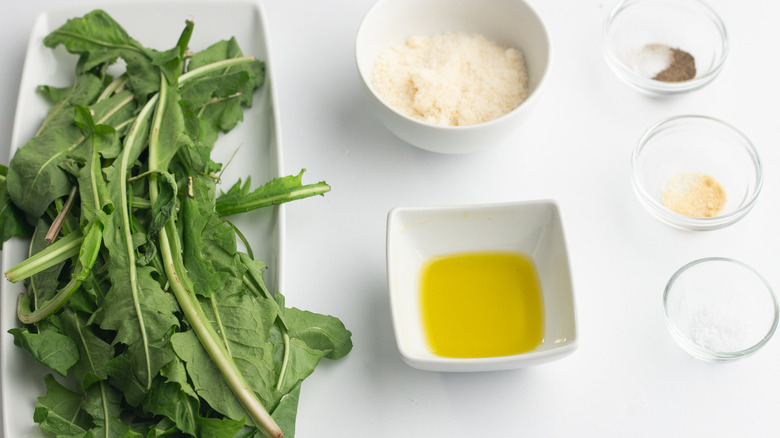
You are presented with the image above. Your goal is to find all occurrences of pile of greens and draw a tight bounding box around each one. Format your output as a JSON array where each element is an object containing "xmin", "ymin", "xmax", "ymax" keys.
[{"xmin": 0, "ymin": 10, "xmax": 351, "ymax": 438}]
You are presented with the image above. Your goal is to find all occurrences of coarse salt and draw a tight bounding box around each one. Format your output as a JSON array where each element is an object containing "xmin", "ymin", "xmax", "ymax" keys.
[{"xmin": 690, "ymin": 307, "xmax": 754, "ymax": 352}]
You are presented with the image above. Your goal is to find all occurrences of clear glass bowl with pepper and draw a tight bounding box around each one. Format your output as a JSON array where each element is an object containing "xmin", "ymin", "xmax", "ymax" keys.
[{"xmin": 603, "ymin": 0, "xmax": 728, "ymax": 95}]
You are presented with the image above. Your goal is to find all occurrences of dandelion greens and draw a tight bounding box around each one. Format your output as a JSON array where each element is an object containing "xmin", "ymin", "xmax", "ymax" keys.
[{"xmin": 0, "ymin": 9, "xmax": 350, "ymax": 438}]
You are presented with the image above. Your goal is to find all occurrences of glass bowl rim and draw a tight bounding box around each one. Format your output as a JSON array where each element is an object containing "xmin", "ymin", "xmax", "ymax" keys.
[
  {"xmin": 630, "ymin": 114, "xmax": 763, "ymax": 231},
  {"xmin": 663, "ymin": 257, "xmax": 780, "ymax": 361},
  {"xmin": 602, "ymin": 0, "xmax": 729, "ymax": 94}
]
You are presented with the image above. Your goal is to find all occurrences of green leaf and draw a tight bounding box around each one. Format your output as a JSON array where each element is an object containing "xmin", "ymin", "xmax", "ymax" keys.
[
  {"xmin": 101, "ymin": 183, "xmax": 179, "ymax": 406},
  {"xmin": 148, "ymin": 83, "xmax": 190, "ymax": 172},
  {"xmin": 6, "ymin": 73, "xmax": 104, "ymax": 217},
  {"xmin": 148, "ymin": 19, "xmax": 193, "ymax": 85},
  {"xmin": 38, "ymin": 84, "xmax": 80, "ymax": 105},
  {"xmin": 179, "ymin": 70, "xmax": 251, "ymax": 111},
  {"xmin": 188, "ymin": 38, "xmax": 264, "ymax": 108},
  {"xmin": 183, "ymin": 176, "xmax": 243, "ymax": 299},
  {"xmin": 215, "ymin": 170, "xmax": 330, "ymax": 217},
  {"xmin": 43, "ymin": 9, "xmax": 143, "ymax": 68},
  {"xmin": 196, "ymin": 415, "xmax": 246, "ymax": 438},
  {"xmin": 9, "ymin": 326, "xmax": 79, "ymax": 377},
  {"xmin": 82, "ymin": 381, "xmax": 137, "ymax": 437},
  {"xmin": 97, "ymin": 106, "xmax": 181, "ymax": 405},
  {"xmin": 270, "ymin": 382, "xmax": 301, "ymax": 438},
  {"xmin": 282, "ymin": 305, "xmax": 354, "ymax": 361},
  {"xmin": 42, "ymin": 9, "xmax": 160, "ymax": 102},
  {"xmin": 99, "ymin": 263, "xmax": 179, "ymax": 406},
  {"xmin": 71, "ymin": 104, "xmax": 122, "ymax": 226},
  {"xmin": 59, "ymin": 308, "xmax": 111, "ymax": 390},
  {"xmin": 143, "ymin": 418, "xmax": 180, "ymax": 437},
  {"xmin": 171, "ymin": 330, "xmax": 246, "ymax": 422},
  {"xmin": 0, "ymin": 165, "xmax": 33, "ymax": 248},
  {"xmin": 185, "ymin": 38, "xmax": 264, "ymax": 148},
  {"xmin": 33, "ymin": 374, "xmax": 91, "ymax": 435},
  {"xmin": 170, "ymin": 244, "xmax": 284, "ymax": 424},
  {"xmin": 148, "ymin": 171, "xmax": 178, "ymax": 245},
  {"xmin": 143, "ymin": 358, "xmax": 200, "ymax": 436},
  {"xmin": 274, "ymin": 336, "xmax": 326, "ymax": 396}
]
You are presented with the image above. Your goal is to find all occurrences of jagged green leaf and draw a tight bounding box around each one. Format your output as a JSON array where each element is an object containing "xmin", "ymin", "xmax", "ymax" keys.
[
  {"xmin": 9, "ymin": 325, "xmax": 79, "ymax": 377},
  {"xmin": 215, "ymin": 169, "xmax": 331, "ymax": 217}
]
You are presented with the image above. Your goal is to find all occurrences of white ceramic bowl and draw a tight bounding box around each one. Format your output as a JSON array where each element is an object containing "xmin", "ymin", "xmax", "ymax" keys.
[
  {"xmin": 603, "ymin": 0, "xmax": 728, "ymax": 95},
  {"xmin": 386, "ymin": 200, "xmax": 578, "ymax": 372},
  {"xmin": 631, "ymin": 115, "xmax": 762, "ymax": 231},
  {"xmin": 356, "ymin": 0, "xmax": 551, "ymax": 154},
  {"xmin": 664, "ymin": 258, "xmax": 778, "ymax": 362}
]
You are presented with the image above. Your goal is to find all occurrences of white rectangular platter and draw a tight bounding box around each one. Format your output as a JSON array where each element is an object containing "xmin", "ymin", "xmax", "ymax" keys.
[{"xmin": 1, "ymin": 1, "xmax": 284, "ymax": 435}]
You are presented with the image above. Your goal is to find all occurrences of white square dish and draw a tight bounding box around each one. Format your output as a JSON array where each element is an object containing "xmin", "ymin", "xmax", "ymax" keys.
[
  {"xmin": 386, "ymin": 200, "xmax": 578, "ymax": 372},
  {"xmin": 1, "ymin": 2, "xmax": 283, "ymax": 436}
]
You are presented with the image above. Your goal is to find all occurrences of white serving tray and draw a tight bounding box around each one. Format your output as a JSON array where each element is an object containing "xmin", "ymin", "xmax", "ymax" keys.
[{"xmin": 1, "ymin": 1, "xmax": 284, "ymax": 435}]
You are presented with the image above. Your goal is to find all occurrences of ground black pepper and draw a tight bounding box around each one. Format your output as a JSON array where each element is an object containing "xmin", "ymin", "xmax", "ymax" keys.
[{"xmin": 653, "ymin": 48, "xmax": 696, "ymax": 82}]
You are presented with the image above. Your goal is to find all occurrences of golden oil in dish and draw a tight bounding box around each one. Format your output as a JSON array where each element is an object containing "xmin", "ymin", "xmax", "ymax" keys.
[{"xmin": 419, "ymin": 251, "xmax": 544, "ymax": 358}]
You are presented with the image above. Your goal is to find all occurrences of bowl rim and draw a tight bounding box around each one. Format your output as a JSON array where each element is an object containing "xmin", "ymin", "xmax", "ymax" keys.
[
  {"xmin": 630, "ymin": 114, "xmax": 763, "ymax": 231},
  {"xmin": 602, "ymin": 0, "xmax": 729, "ymax": 95},
  {"xmin": 385, "ymin": 199, "xmax": 579, "ymax": 371},
  {"xmin": 354, "ymin": 0, "xmax": 552, "ymax": 131},
  {"xmin": 663, "ymin": 257, "xmax": 780, "ymax": 361}
]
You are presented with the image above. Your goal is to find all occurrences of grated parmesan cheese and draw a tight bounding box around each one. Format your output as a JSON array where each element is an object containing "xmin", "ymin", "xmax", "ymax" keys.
[{"xmin": 372, "ymin": 32, "xmax": 529, "ymax": 127}]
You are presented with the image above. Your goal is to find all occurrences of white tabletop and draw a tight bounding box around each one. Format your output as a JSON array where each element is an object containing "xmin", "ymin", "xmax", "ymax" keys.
[{"xmin": 3, "ymin": 0, "xmax": 780, "ymax": 437}]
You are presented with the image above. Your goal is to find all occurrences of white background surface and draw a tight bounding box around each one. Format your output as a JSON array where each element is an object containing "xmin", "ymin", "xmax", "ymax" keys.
[{"xmin": 3, "ymin": 0, "xmax": 780, "ymax": 437}]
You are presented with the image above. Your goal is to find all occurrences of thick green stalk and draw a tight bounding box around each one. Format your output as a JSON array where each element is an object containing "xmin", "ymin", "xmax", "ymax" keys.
[
  {"xmin": 96, "ymin": 75, "xmax": 128, "ymax": 102},
  {"xmin": 17, "ymin": 277, "xmax": 80, "ymax": 324},
  {"xmin": 277, "ymin": 332, "xmax": 291, "ymax": 392},
  {"xmin": 158, "ymin": 221, "xmax": 283, "ymax": 437},
  {"xmin": 178, "ymin": 56, "xmax": 256, "ymax": 83},
  {"xmin": 17, "ymin": 223, "xmax": 102, "ymax": 324},
  {"xmin": 149, "ymin": 78, "xmax": 283, "ymax": 438},
  {"xmin": 116, "ymin": 93, "xmax": 159, "ymax": 391},
  {"xmin": 4, "ymin": 230, "xmax": 83, "ymax": 283}
]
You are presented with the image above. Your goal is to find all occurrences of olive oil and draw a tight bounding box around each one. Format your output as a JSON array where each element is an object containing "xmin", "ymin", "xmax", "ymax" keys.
[{"xmin": 419, "ymin": 251, "xmax": 544, "ymax": 358}]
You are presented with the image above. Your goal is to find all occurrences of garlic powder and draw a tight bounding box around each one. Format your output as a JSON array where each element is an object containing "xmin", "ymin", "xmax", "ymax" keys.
[{"xmin": 662, "ymin": 172, "xmax": 726, "ymax": 218}]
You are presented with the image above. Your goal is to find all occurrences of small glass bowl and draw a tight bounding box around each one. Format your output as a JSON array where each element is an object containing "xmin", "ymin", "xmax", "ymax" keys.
[
  {"xmin": 664, "ymin": 258, "xmax": 779, "ymax": 362},
  {"xmin": 603, "ymin": 0, "xmax": 728, "ymax": 95},
  {"xmin": 631, "ymin": 115, "xmax": 762, "ymax": 231}
]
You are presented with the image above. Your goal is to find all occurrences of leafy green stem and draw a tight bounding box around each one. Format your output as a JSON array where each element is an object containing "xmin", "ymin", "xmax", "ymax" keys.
[
  {"xmin": 5, "ymin": 230, "xmax": 83, "ymax": 283},
  {"xmin": 149, "ymin": 78, "xmax": 282, "ymax": 438},
  {"xmin": 276, "ymin": 332, "xmax": 291, "ymax": 392},
  {"xmin": 117, "ymin": 93, "xmax": 160, "ymax": 391},
  {"xmin": 178, "ymin": 56, "xmax": 256, "ymax": 83},
  {"xmin": 97, "ymin": 75, "xmax": 128, "ymax": 102},
  {"xmin": 17, "ymin": 223, "xmax": 102, "ymax": 324},
  {"xmin": 216, "ymin": 182, "xmax": 331, "ymax": 217},
  {"xmin": 129, "ymin": 196, "xmax": 151, "ymax": 209},
  {"xmin": 160, "ymin": 218, "xmax": 283, "ymax": 437}
]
